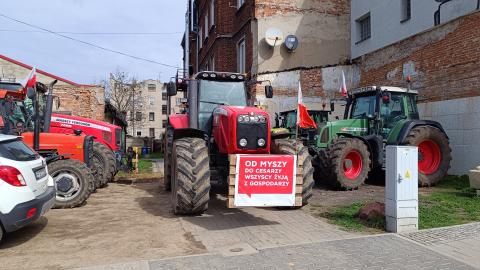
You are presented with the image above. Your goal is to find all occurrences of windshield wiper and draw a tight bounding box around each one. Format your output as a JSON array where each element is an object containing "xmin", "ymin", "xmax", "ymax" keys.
[{"xmin": 200, "ymin": 100, "xmax": 225, "ymax": 105}]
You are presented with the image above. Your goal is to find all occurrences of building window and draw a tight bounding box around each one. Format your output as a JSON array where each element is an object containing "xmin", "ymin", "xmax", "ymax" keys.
[
  {"xmin": 147, "ymin": 83, "xmax": 156, "ymax": 91},
  {"xmin": 148, "ymin": 96, "xmax": 155, "ymax": 106},
  {"xmin": 356, "ymin": 13, "xmax": 371, "ymax": 43},
  {"xmin": 130, "ymin": 111, "xmax": 134, "ymax": 119},
  {"xmin": 135, "ymin": 112, "xmax": 142, "ymax": 121},
  {"xmin": 149, "ymin": 128, "xmax": 155, "ymax": 138},
  {"xmin": 237, "ymin": 38, "xmax": 246, "ymax": 73},
  {"xmin": 162, "ymin": 92, "xmax": 167, "ymax": 100},
  {"xmin": 162, "ymin": 120, "xmax": 167, "ymax": 127},
  {"xmin": 136, "ymin": 131, "xmax": 142, "ymax": 136},
  {"xmin": 162, "ymin": 105, "xmax": 168, "ymax": 114},
  {"xmin": 401, "ymin": 0, "xmax": 411, "ymax": 22},
  {"xmin": 149, "ymin": 112, "xmax": 155, "ymax": 121},
  {"xmin": 210, "ymin": 0, "xmax": 215, "ymax": 28},
  {"xmin": 237, "ymin": 0, "xmax": 244, "ymax": 9}
]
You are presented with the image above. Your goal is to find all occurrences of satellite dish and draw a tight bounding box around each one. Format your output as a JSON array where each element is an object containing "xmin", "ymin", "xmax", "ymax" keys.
[
  {"xmin": 265, "ymin": 27, "xmax": 284, "ymax": 47},
  {"xmin": 284, "ymin": 35, "xmax": 299, "ymax": 52}
]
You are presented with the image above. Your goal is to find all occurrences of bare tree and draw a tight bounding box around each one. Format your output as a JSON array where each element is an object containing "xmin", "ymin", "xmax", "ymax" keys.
[{"xmin": 107, "ymin": 69, "xmax": 146, "ymax": 136}]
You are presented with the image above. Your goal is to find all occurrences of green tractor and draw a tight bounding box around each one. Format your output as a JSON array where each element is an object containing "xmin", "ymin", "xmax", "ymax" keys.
[
  {"xmin": 273, "ymin": 108, "xmax": 331, "ymax": 147},
  {"xmin": 313, "ymin": 86, "xmax": 451, "ymax": 190}
]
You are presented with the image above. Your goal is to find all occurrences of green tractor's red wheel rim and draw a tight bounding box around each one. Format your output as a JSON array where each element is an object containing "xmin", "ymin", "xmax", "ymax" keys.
[
  {"xmin": 343, "ymin": 150, "xmax": 363, "ymax": 180},
  {"xmin": 418, "ymin": 139, "xmax": 441, "ymax": 175}
]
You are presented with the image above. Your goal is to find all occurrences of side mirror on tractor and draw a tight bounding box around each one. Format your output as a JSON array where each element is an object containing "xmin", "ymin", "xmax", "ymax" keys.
[
  {"xmin": 265, "ymin": 85, "xmax": 273, "ymax": 99},
  {"xmin": 26, "ymin": 87, "xmax": 36, "ymax": 100},
  {"xmin": 167, "ymin": 82, "xmax": 177, "ymax": 96}
]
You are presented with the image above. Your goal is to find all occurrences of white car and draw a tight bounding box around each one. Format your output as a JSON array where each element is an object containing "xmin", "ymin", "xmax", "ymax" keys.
[{"xmin": 0, "ymin": 135, "xmax": 55, "ymax": 243}]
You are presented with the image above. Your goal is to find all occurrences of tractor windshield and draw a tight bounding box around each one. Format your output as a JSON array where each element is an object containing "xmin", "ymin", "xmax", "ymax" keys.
[
  {"xmin": 198, "ymin": 80, "xmax": 247, "ymax": 132},
  {"xmin": 351, "ymin": 95, "xmax": 376, "ymax": 119}
]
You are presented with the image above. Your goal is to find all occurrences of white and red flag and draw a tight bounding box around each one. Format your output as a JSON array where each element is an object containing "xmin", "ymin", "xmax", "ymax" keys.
[
  {"xmin": 296, "ymin": 82, "xmax": 317, "ymax": 129},
  {"xmin": 20, "ymin": 67, "xmax": 37, "ymax": 88},
  {"xmin": 340, "ymin": 70, "xmax": 347, "ymax": 97}
]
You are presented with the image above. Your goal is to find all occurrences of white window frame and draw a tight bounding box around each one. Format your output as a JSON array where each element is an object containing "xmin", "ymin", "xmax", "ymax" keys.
[
  {"xmin": 237, "ymin": 0, "xmax": 244, "ymax": 9},
  {"xmin": 205, "ymin": 13, "xmax": 209, "ymax": 38},
  {"xmin": 210, "ymin": 0, "xmax": 215, "ymax": 28},
  {"xmin": 211, "ymin": 55, "xmax": 215, "ymax": 71},
  {"xmin": 401, "ymin": 0, "xmax": 411, "ymax": 22},
  {"xmin": 237, "ymin": 37, "xmax": 246, "ymax": 73},
  {"xmin": 199, "ymin": 26, "xmax": 203, "ymax": 49}
]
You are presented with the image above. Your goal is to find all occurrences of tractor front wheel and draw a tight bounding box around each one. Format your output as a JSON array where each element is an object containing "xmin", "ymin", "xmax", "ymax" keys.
[
  {"xmin": 171, "ymin": 137, "xmax": 210, "ymax": 215},
  {"xmin": 405, "ymin": 126, "xmax": 451, "ymax": 186},
  {"xmin": 92, "ymin": 142, "xmax": 116, "ymax": 188},
  {"xmin": 325, "ymin": 138, "xmax": 371, "ymax": 190},
  {"xmin": 271, "ymin": 139, "xmax": 314, "ymax": 206},
  {"xmin": 50, "ymin": 159, "xmax": 95, "ymax": 209}
]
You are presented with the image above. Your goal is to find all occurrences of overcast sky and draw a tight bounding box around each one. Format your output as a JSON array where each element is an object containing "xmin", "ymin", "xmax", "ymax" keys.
[{"xmin": 1, "ymin": 0, "xmax": 185, "ymax": 84}]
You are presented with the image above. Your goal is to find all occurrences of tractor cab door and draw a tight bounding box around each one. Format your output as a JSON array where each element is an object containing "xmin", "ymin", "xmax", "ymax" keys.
[{"xmin": 379, "ymin": 93, "xmax": 407, "ymax": 138}]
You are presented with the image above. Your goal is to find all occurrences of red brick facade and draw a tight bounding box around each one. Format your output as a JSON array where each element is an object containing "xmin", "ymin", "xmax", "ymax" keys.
[
  {"xmin": 358, "ymin": 11, "xmax": 480, "ymax": 102},
  {"xmin": 190, "ymin": 0, "xmax": 254, "ymax": 74}
]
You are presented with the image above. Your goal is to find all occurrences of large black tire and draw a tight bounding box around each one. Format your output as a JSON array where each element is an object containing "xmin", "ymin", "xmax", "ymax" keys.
[
  {"xmin": 324, "ymin": 138, "xmax": 371, "ymax": 190},
  {"xmin": 271, "ymin": 139, "xmax": 314, "ymax": 206},
  {"xmin": 0, "ymin": 224, "xmax": 4, "ymax": 244},
  {"xmin": 50, "ymin": 159, "xmax": 95, "ymax": 209},
  {"xmin": 163, "ymin": 126, "xmax": 173, "ymax": 191},
  {"xmin": 312, "ymin": 149, "xmax": 331, "ymax": 186},
  {"xmin": 404, "ymin": 126, "xmax": 451, "ymax": 186},
  {"xmin": 93, "ymin": 142, "xmax": 116, "ymax": 187},
  {"xmin": 171, "ymin": 138, "xmax": 210, "ymax": 215}
]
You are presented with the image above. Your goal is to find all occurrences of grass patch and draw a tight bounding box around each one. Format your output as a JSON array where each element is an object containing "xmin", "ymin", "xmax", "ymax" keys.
[
  {"xmin": 144, "ymin": 152, "xmax": 163, "ymax": 159},
  {"xmin": 116, "ymin": 158, "xmax": 160, "ymax": 180},
  {"xmin": 321, "ymin": 175, "xmax": 480, "ymax": 232}
]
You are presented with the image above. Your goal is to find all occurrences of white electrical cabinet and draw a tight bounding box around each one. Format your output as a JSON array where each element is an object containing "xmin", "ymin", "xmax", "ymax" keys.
[{"xmin": 385, "ymin": 146, "xmax": 419, "ymax": 233}]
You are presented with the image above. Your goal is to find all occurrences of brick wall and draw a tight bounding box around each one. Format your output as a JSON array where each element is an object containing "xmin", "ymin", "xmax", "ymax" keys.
[
  {"xmin": 357, "ymin": 11, "xmax": 480, "ymax": 174},
  {"xmin": 357, "ymin": 11, "xmax": 480, "ymax": 102},
  {"xmin": 53, "ymin": 85, "xmax": 105, "ymax": 121}
]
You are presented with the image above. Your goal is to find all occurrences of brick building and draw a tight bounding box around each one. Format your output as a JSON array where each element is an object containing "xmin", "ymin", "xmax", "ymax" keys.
[
  {"xmin": 184, "ymin": 0, "xmax": 351, "ymax": 119},
  {"xmin": 0, "ymin": 55, "xmax": 105, "ymax": 121}
]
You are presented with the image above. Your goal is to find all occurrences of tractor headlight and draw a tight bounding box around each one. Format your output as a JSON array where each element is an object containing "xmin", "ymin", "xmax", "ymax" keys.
[
  {"xmin": 239, "ymin": 138, "xmax": 248, "ymax": 147},
  {"xmin": 238, "ymin": 115, "xmax": 245, "ymax": 123},
  {"xmin": 253, "ymin": 116, "xmax": 259, "ymax": 122},
  {"xmin": 257, "ymin": 138, "xmax": 266, "ymax": 147},
  {"xmin": 243, "ymin": 116, "xmax": 251, "ymax": 123},
  {"xmin": 259, "ymin": 116, "xmax": 266, "ymax": 123}
]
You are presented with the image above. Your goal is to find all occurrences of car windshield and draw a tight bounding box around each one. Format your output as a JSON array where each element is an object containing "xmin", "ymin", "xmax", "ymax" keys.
[
  {"xmin": 351, "ymin": 95, "xmax": 376, "ymax": 119},
  {"xmin": 0, "ymin": 138, "xmax": 37, "ymax": 161},
  {"xmin": 198, "ymin": 80, "xmax": 247, "ymax": 132}
]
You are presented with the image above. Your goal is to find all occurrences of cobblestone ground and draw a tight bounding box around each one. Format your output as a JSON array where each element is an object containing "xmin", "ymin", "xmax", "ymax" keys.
[
  {"xmin": 402, "ymin": 222, "xmax": 480, "ymax": 268},
  {"xmin": 147, "ymin": 235, "xmax": 475, "ymax": 270}
]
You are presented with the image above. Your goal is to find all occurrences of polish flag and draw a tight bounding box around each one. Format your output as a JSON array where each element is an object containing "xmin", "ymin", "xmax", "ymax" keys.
[
  {"xmin": 297, "ymin": 82, "xmax": 317, "ymax": 129},
  {"xmin": 20, "ymin": 67, "xmax": 37, "ymax": 88},
  {"xmin": 340, "ymin": 70, "xmax": 347, "ymax": 97}
]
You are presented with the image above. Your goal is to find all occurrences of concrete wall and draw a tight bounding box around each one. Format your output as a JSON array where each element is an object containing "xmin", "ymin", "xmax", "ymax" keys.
[
  {"xmin": 351, "ymin": 0, "xmax": 478, "ymax": 58},
  {"xmin": 253, "ymin": 0, "xmax": 350, "ymax": 74},
  {"xmin": 418, "ymin": 97, "xmax": 480, "ymax": 174}
]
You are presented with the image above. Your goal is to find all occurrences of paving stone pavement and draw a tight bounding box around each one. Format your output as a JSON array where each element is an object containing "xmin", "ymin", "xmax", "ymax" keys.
[
  {"xmin": 401, "ymin": 222, "xmax": 480, "ymax": 268},
  {"xmin": 179, "ymin": 194, "xmax": 354, "ymax": 255},
  {"xmin": 148, "ymin": 234, "xmax": 475, "ymax": 270}
]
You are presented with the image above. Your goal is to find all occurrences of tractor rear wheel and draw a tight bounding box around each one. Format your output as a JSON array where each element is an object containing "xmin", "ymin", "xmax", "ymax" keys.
[
  {"xmin": 271, "ymin": 139, "xmax": 314, "ymax": 206},
  {"xmin": 93, "ymin": 142, "xmax": 116, "ymax": 188},
  {"xmin": 50, "ymin": 159, "xmax": 95, "ymax": 209},
  {"xmin": 163, "ymin": 126, "xmax": 173, "ymax": 191},
  {"xmin": 325, "ymin": 138, "xmax": 371, "ymax": 190},
  {"xmin": 405, "ymin": 126, "xmax": 451, "ymax": 186},
  {"xmin": 171, "ymin": 137, "xmax": 210, "ymax": 215}
]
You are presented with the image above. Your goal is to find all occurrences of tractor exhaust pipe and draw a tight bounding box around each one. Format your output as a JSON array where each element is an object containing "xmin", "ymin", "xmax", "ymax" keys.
[{"xmin": 43, "ymin": 80, "xmax": 57, "ymax": 132}]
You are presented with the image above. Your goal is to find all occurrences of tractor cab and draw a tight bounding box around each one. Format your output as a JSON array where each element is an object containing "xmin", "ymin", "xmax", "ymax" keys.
[{"xmin": 275, "ymin": 109, "xmax": 330, "ymax": 147}]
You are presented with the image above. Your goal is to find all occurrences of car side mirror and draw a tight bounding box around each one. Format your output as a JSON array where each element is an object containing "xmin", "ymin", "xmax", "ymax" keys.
[
  {"xmin": 26, "ymin": 87, "xmax": 36, "ymax": 99},
  {"xmin": 265, "ymin": 85, "xmax": 273, "ymax": 99},
  {"xmin": 167, "ymin": 82, "xmax": 177, "ymax": 96}
]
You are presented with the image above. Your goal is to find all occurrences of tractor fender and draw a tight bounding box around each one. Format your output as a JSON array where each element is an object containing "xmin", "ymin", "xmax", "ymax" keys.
[
  {"xmin": 396, "ymin": 120, "xmax": 448, "ymax": 144},
  {"xmin": 169, "ymin": 114, "xmax": 189, "ymax": 129},
  {"xmin": 336, "ymin": 133, "xmax": 383, "ymax": 169},
  {"xmin": 173, "ymin": 128, "xmax": 205, "ymax": 141}
]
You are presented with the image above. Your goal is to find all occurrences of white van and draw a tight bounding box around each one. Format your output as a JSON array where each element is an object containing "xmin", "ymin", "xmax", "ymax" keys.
[{"xmin": 0, "ymin": 135, "xmax": 55, "ymax": 243}]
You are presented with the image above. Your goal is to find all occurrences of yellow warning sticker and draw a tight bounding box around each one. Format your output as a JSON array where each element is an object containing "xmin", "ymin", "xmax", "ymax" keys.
[{"xmin": 405, "ymin": 170, "xmax": 411, "ymax": 179}]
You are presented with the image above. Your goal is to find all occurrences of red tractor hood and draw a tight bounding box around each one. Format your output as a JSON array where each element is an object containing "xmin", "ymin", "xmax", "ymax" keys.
[{"xmin": 221, "ymin": 105, "xmax": 268, "ymax": 116}]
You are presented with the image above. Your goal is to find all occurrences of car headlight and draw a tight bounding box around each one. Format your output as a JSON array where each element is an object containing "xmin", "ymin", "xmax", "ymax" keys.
[
  {"xmin": 257, "ymin": 138, "xmax": 266, "ymax": 147},
  {"xmin": 239, "ymin": 138, "xmax": 248, "ymax": 147}
]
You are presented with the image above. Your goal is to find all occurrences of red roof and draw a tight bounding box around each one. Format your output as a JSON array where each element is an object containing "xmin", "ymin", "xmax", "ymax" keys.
[{"xmin": 0, "ymin": 54, "xmax": 95, "ymax": 87}]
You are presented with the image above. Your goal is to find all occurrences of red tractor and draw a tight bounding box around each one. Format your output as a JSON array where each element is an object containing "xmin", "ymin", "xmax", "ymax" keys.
[
  {"xmin": 0, "ymin": 79, "xmax": 95, "ymax": 208},
  {"xmin": 164, "ymin": 71, "xmax": 314, "ymax": 215}
]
